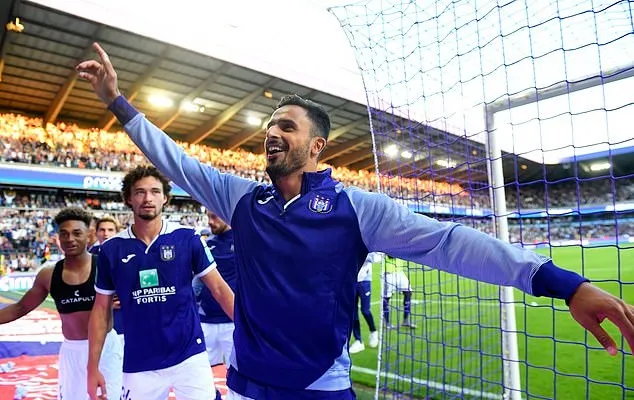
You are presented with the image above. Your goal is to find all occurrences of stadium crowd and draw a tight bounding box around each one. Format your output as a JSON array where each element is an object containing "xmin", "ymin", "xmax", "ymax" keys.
[
  {"xmin": 505, "ymin": 178, "xmax": 634, "ymax": 209},
  {"xmin": 3, "ymin": 113, "xmax": 634, "ymax": 210},
  {"xmin": 463, "ymin": 217, "xmax": 634, "ymax": 244},
  {"xmin": 2, "ymin": 112, "xmax": 634, "ymax": 272},
  {"xmin": 0, "ymin": 113, "xmax": 467, "ymax": 203}
]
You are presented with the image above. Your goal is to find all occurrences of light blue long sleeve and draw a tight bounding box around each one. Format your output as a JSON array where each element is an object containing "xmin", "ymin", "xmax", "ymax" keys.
[{"xmin": 345, "ymin": 186, "xmax": 549, "ymax": 294}]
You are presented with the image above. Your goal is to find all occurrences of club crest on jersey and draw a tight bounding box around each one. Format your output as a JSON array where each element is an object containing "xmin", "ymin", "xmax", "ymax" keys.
[
  {"xmin": 308, "ymin": 194, "xmax": 333, "ymax": 214},
  {"xmin": 160, "ymin": 245, "xmax": 175, "ymax": 261}
]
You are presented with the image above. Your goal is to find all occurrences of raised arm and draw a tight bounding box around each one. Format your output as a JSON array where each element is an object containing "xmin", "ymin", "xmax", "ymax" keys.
[
  {"xmin": 76, "ymin": 42, "xmax": 259, "ymax": 223},
  {"xmin": 345, "ymin": 187, "xmax": 634, "ymax": 355},
  {"xmin": 0, "ymin": 267, "xmax": 51, "ymax": 324}
]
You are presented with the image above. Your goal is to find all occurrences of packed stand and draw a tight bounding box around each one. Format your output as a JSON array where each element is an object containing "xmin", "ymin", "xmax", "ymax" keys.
[
  {"xmin": 507, "ymin": 217, "xmax": 634, "ymax": 244},
  {"xmin": 7, "ymin": 113, "xmax": 634, "ymax": 212},
  {"xmin": 0, "ymin": 113, "xmax": 467, "ymax": 201},
  {"xmin": 505, "ymin": 178, "xmax": 634, "ymax": 209},
  {"xmin": 0, "ymin": 208, "xmax": 54, "ymax": 273},
  {"xmin": 6, "ymin": 113, "xmax": 634, "ymax": 210}
]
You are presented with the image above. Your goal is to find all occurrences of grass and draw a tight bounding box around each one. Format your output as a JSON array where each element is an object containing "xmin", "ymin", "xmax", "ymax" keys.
[{"xmin": 350, "ymin": 245, "xmax": 634, "ymax": 399}]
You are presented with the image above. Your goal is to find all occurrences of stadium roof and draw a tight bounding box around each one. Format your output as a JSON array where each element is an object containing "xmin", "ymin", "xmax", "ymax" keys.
[
  {"xmin": 0, "ymin": 1, "xmax": 376, "ymax": 165},
  {"xmin": 1, "ymin": 0, "xmax": 630, "ymax": 186}
]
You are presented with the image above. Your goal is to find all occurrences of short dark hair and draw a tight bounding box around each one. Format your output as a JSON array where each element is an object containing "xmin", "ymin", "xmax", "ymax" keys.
[
  {"xmin": 276, "ymin": 94, "xmax": 331, "ymax": 140},
  {"xmin": 121, "ymin": 165, "xmax": 172, "ymax": 208},
  {"xmin": 54, "ymin": 207, "xmax": 93, "ymax": 228}
]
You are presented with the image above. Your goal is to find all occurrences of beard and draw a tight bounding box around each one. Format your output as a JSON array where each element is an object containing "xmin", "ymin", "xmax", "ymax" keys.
[
  {"xmin": 137, "ymin": 207, "xmax": 160, "ymax": 221},
  {"xmin": 266, "ymin": 143, "xmax": 310, "ymax": 182}
]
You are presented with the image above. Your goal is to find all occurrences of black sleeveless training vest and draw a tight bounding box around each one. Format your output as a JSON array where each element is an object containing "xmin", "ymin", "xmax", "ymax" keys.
[{"xmin": 50, "ymin": 255, "xmax": 97, "ymax": 314}]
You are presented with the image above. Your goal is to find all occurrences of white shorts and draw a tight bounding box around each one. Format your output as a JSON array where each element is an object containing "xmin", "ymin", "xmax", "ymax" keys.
[
  {"xmin": 58, "ymin": 329, "xmax": 123, "ymax": 400},
  {"xmin": 122, "ymin": 351, "xmax": 214, "ymax": 400},
  {"xmin": 383, "ymin": 271, "xmax": 411, "ymax": 298},
  {"xmin": 202, "ymin": 322, "xmax": 234, "ymax": 366}
]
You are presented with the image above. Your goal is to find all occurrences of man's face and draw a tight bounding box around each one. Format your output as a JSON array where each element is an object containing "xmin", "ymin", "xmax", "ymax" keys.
[
  {"xmin": 96, "ymin": 221, "xmax": 118, "ymax": 244},
  {"xmin": 126, "ymin": 176, "xmax": 167, "ymax": 221},
  {"xmin": 57, "ymin": 220, "xmax": 89, "ymax": 257},
  {"xmin": 206, "ymin": 211, "xmax": 228, "ymax": 235},
  {"xmin": 264, "ymin": 105, "xmax": 313, "ymax": 181}
]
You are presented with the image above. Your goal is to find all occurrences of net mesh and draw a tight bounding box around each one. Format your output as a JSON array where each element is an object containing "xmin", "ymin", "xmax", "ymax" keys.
[{"xmin": 330, "ymin": 0, "xmax": 634, "ymax": 398}]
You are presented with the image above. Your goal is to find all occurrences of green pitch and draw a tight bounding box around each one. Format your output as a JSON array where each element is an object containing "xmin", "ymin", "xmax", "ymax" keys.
[{"xmin": 350, "ymin": 245, "xmax": 634, "ymax": 399}]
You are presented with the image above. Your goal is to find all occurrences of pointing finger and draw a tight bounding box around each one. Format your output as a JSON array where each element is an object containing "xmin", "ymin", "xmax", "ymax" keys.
[{"xmin": 92, "ymin": 42, "xmax": 116, "ymax": 76}]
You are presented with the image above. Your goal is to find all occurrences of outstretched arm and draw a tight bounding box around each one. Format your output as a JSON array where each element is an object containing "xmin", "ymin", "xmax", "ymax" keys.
[
  {"xmin": 0, "ymin": 267, "xmax": 51, "ymax": 324},
  {"xmin": 76, "ymin": 42, "xmax": 259, "ymax": 223},
  {"xmin": 345, "ymin": 187, "xmax": 634, "ymax": 355},
  {"xmin": 346, "ymin": 187, "xmax": 555, "ymax": 291}
]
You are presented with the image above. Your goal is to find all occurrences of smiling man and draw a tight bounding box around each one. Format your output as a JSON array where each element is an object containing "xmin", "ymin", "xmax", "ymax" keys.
[
  {"xmin": 0, "ymin": 207, "xmax": 123, "ymax": 400},
  {"xmin": 77, "ymin": 43, "xmax": 634, "ymax": 400}
]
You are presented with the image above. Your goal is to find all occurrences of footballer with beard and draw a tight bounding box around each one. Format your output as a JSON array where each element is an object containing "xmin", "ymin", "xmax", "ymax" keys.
[{"xmin": 78, "ymin": 43, "xmax": 634, "ymax": 400}]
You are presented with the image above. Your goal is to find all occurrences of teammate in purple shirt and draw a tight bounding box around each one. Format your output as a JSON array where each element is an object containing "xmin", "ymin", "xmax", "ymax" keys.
[{"xmin": 87, "ymin": 166, "xmax": 234, "ymax": 400}]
